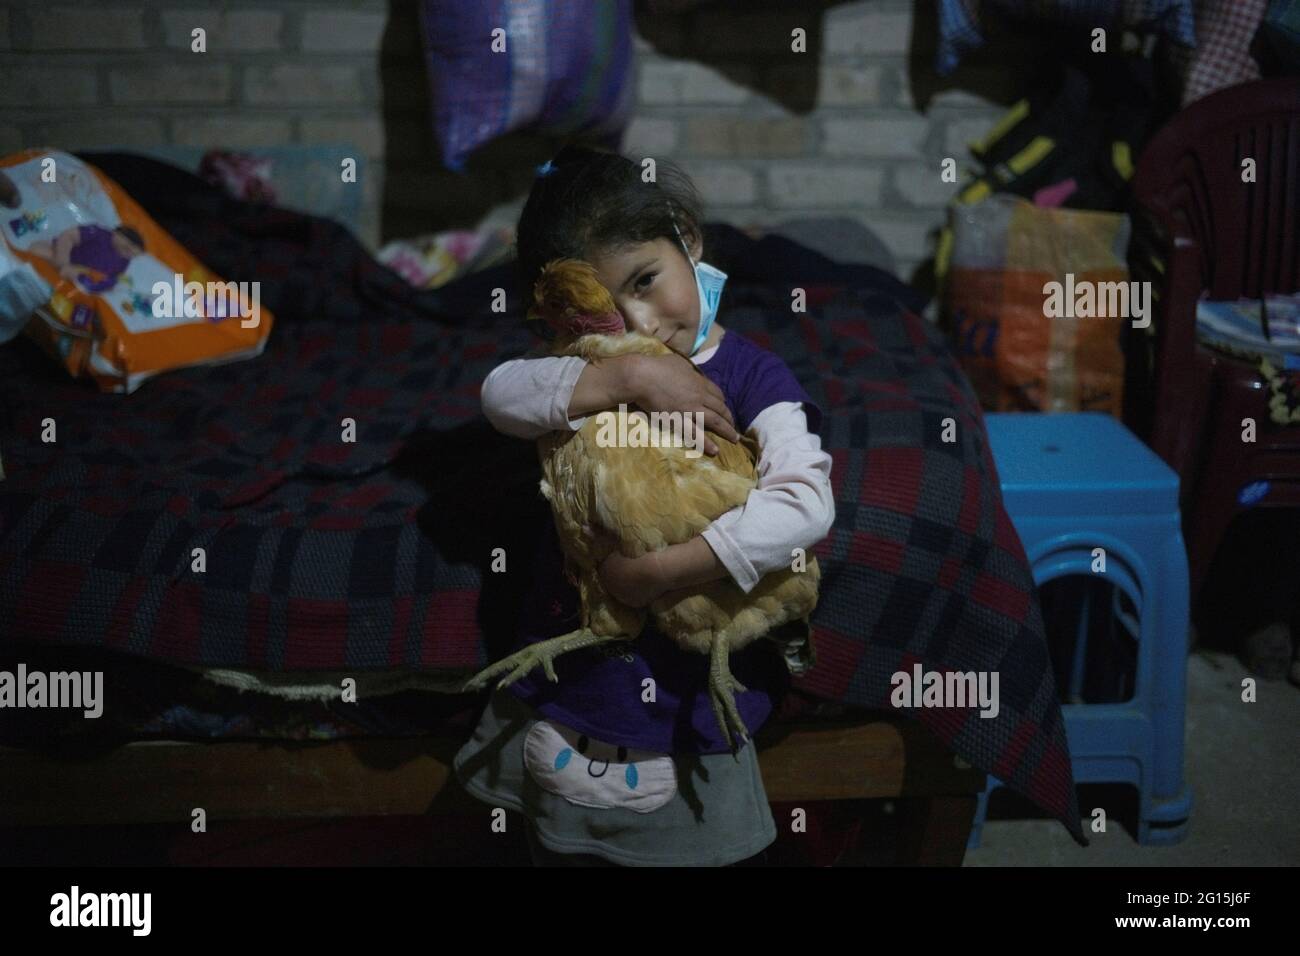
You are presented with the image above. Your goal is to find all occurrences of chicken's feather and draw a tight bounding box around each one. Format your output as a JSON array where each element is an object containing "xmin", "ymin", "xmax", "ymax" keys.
[{"xmin": 533, "ymin": 258, "xmax": 820, "ymax": 657}]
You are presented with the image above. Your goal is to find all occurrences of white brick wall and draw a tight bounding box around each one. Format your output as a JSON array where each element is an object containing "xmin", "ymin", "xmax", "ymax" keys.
[
  {"xmin": 0, "ymin": 0, "xmax": 1028, "ymax": 277},
  {"xmin": 300, "ymin": 10, "xmax": 387, "ymax": 54},
  {"xmin": 109, "ymin": 64, "xmax": 233, "ymax": 105},
  {"xmin": 767, "ymin": 164, "xmax": 885, "ymax": 208},
  {"xmin": 160, "ymin": 10, "xmax": 285, "ymax": 52},
  {"xmin": 243, "ymin": 65, "xmax": 367, "ymax": 106},
  {"xmin": 171, "ymin": 117, "xmax": 293, "ymax": 149},
  {"xmin": 0, "ymin": 63, "xmax": 99, "ymax": 107},
  {"xmin": 29, "ymin": 7, "xmax": 147, "ymax": 51}
]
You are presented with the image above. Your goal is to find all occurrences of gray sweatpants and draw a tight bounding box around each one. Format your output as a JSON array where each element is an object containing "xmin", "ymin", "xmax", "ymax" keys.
[{"xmin": 453, "ymin": 689, "xmax": 777, "ymax": 867}]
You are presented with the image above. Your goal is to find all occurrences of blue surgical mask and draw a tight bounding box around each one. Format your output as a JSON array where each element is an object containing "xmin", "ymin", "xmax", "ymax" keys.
[{"xmin": 673, "ymin": 220, "xmax": 727, "ymax": 357}]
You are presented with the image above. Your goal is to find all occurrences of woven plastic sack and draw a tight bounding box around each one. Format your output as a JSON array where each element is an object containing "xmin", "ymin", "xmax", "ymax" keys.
[
  {"xmin": 418, "ymin": 0, "xmax": 635, "ymax": 173},
  {"xmin": 947, "ymin": 195, "xmax": 1131, "ymax": 415},
  {"xmin": 0, "ymin": 149, "xmax": 273, "ymax": 394}
]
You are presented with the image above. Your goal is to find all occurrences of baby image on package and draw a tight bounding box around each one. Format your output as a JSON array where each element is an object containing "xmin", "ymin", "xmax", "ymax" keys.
[{"xmin": 0, "ymin": 148, "xmax": 273, "ymax": 393}]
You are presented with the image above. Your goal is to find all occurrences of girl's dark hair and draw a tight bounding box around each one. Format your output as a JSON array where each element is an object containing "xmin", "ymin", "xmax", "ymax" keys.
[{"xmin": 514, "ymin": 144, "xmax": 704, "ymax": 320}]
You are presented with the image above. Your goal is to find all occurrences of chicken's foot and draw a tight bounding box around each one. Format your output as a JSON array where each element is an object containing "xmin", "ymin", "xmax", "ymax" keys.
[
  {"xmin": 462, "ymin": 629, "xmax": 621, "ymax": 692},
  {"xmin": 708, "ymin": 632, "xmax": 751, "ymax": 752}
]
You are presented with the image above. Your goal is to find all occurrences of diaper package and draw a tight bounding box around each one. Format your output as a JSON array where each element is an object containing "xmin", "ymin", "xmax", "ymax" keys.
[{"xmin": 0, "ymin": 148, "xmax": 273, "ymax": 394}]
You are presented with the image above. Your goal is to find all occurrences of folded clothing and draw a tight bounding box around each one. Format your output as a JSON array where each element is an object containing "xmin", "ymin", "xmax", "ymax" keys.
[{"xmin": 1196, "ymin": 293, "xmax": 1300, "ymax": 366}]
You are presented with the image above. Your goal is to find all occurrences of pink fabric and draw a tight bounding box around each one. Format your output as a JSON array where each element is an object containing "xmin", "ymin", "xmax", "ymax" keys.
[
  {"xmin": 198, "ymin": 151, "xmax": 276, "ymax": 204},
  {"xmin": 1033, "ymin": 178, "xmax": 1079, "ymax": 208}
]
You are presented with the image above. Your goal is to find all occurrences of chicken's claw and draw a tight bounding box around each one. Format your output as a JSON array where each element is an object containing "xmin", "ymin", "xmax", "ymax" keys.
[
  {"xmin": 461, "ymin": 629, "xmax": 617, "ymax": 693},
  {"xmin": 708, "ymin": 632, "xmax": 751, "ymax": 753}
]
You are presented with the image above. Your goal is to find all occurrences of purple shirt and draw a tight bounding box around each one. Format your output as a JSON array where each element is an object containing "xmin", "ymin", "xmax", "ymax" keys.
[
  {"xmin": 507, "ymin": 330, "xmax": 823, "ymax": 754},
  {"xmin": 69, "ymin": 225, "xmax": 129, "ymax": 293}
]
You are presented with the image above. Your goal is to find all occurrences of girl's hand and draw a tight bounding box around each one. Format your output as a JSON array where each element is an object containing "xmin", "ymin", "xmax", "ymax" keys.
[
  {"xmin": 595, "ymin": 530, "xmax": 665, "ymax": 606},
  {"xmin": 597, "ymin": 547, "xmax": 665, "ymax": 609},
  {"xmin": 626, "ymin": 353, "xmax": 740, "ymax": 455}
]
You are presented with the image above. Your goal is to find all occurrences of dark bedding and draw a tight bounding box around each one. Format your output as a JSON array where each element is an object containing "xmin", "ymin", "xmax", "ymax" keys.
[{"xmin": 0, "ymin": 153, "xmax": 1084, "ymax": 844}]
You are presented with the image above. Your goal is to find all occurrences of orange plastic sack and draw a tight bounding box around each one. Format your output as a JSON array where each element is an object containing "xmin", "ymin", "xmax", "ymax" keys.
[
  {"xmin": 946, "ymin": 195, "xmax": 1131, "ymax": 416},
  {"xmin": 0, "ymin": 148, "xmax": 272, "ymax": 393}
]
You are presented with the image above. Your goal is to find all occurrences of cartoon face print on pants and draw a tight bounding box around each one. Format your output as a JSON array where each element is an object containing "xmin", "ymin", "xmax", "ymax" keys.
[{"xmin": 523, "ymin": 720, "xmax": 676, "ymax": 813}]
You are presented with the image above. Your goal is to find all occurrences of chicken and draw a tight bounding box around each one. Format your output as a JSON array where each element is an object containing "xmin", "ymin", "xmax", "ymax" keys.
[{"xmin": 465, "ymin": 258, "xmax": 820, "ymax": 749}]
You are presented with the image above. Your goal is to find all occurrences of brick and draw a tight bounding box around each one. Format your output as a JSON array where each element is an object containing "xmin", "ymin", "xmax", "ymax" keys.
[
  {"xmin": 161, "ymin": 10, "xmax": 284, "ymax": 52},
  {"xmin": 243, "ymin": 65, "xmax": 366, "ymax": 106},
  {"xmin": 683, "ymin": 116, "xmax": 805, "ymax": 157},
  {"xmin": 767, "ymin": 164, "xmax": 884, "ymax": 208},
  {"xmin": 172, "ymin": 117, "xmax": 291, "ymax": 149},
  {"xmin": 824, "ymin": 8, "xmax": 911, "ymax": 55},
  {"xmin": 0, "ymin": 65, "xmax": 98, "ymax": 107},
  {"xmin": 30, "ymin": 7, "xmax": 147, "ymax": 50},
  {"xmin": 33, "ymin": 117, "xmax": 166, "ymax": 150},
  {"xmin": 687, "ymin": 163, "xmax": 757, "ymax": 205},
  {"xmin": 822, "ymin": 117, "xmax": 929, "ymax": 159},
  {"xmin": 110, "ymin": 64, "xmax": 232, "ymax": 105},
  {"xmin": 299, "ymin": 117, "xmax": 390, "ymax": 160},
  {"xmin": 945, "ymin": 116, "xmax": 1001, "ymax": 158},
  {"xmin": 638, "ymin": 60, "xmax": 755, "ymax": 106},
  {"xmin": 301, "ymin": 10, "xmax": 387, "ymax": 53},
  {"xmin": 767, "ymin": 63, "xmax": 883, "ymax": 107},
  {"xmin": 868, "ymin": 215, "xmax": 940, "ymax": 261},
  {"xmin": 892, "ymin": 164, "xmax": 962, "ymax": 208},
  {"xmin": 621, "ymin": 117, "xmax": 678, "ymax": 157}
]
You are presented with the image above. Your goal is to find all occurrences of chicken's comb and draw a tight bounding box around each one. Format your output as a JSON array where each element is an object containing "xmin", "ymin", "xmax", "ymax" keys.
[{"xmin": 528, "ymin": 258, "xmax": 623, "ymax": 337}]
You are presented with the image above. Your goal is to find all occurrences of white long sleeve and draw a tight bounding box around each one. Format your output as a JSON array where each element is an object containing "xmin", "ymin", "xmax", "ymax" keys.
[
  {"xmin": 479, "ymin": 351, "xmax": 835, "ymax": 593},
  {"xmin": 480, "ymin": 353, "xmax": 589, "ymax": 439},
  {"xmin": 699, "ymin": 401, "xmax": 835, "ymax": 593}
]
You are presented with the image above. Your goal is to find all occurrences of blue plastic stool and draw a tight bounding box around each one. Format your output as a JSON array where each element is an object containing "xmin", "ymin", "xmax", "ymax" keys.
[{"xmin": 969, "ymin": 413, "xmax": 1193, "ymax": 847}]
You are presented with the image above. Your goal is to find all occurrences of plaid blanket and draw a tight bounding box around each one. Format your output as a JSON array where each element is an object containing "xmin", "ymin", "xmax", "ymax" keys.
[{"xmin": 0, "ymin": 153, "xmax": 1084, "ymax": 845}]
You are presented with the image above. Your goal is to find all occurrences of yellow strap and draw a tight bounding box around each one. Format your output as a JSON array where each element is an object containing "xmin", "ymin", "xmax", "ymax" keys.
[
  {"xmin": 970, "ymin": 99, "xmax": 1030, "ymax": 156},
  {"xmin": 1006, "ymin": 136, "xmax": 1056, "ymax": 175},
  {"xmin": 957, "ymin": 179, "xmax": 992, "ymax": 205},
  {"xmin": 935, "ymin": 227, "xmax": 954, "ymax": 283},
  {"xmin": 1112, "ymin": 141, "xmax": 1134, "ymax": 181}
]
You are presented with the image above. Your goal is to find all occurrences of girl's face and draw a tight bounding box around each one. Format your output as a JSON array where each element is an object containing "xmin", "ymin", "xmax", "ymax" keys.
[{"xmin": 588, "ymin": 234, "xmax": 716, "ymax": 358}]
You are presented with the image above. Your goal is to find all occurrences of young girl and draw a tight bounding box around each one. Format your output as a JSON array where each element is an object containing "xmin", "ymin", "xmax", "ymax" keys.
[{"xmin": 454, "ymin": 145, "xmax": 834, "ymax": 866}]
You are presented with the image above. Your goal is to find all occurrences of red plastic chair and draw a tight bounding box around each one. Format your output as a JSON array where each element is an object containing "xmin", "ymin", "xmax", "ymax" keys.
[{"xmin": 1126, "ymin": 78, "xmax": 1300, "ymax": 601}]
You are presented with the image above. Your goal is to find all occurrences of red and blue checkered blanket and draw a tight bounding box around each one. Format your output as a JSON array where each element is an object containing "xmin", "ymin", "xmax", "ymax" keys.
[{"xmin": 0, "ymin": 153, "xmax": 1084, "ymax": 845}]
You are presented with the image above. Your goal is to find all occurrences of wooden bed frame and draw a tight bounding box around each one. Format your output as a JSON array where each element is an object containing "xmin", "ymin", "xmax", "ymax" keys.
[{"xmin": 1, "ymin": 713, "xmax": 984, "ymax": 865}]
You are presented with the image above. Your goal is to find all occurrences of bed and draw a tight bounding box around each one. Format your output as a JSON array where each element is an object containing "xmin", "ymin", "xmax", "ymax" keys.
[{"xmin": 0, "ymin": 152, "xmax": 1087, "ymax": 863}]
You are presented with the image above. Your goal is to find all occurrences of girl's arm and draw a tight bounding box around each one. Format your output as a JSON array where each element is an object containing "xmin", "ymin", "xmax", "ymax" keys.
[
  {"xmin": 480, "ymin": 353, "xmax": 603, "ymax": 439},
  {"xmin": 481, "ymin": 352, "xmax": 738, "ymax": 448},
  {"xmin": 602, "ymin": 402, "xmax": 835, "ymax": 601}
]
